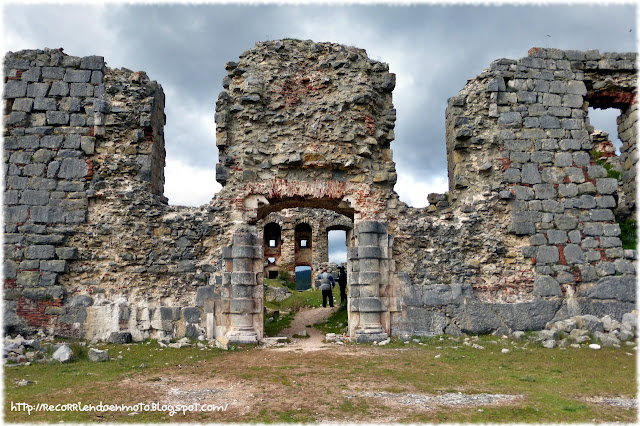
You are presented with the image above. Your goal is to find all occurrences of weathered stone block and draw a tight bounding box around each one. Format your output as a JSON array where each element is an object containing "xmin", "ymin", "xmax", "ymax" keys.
[
  {"xmin": 508, "ymin": 221, "xmax": 535, "ymax": 235},
  {"xmin": 109, "ymin": 332, "xmax": 133, "ymax": 344},
  {"xmin": 64, "ymin": 69, "xmax": 92, "ymax": 83},
  {"xmin": 17, "ymin": 271, "xmax": 40, "ymax": 287},
  {"xmin": 4, "ymin": 80, "xmax": 27, "ymax": 98},
  {"xmin": 579, "ymin": 275, "xmax": 636, "ymax": 303},
  {"xmin": 58, "ymin": 158, "xmax": 88, "ymax": 178},
  {"xmin": 5, "ymin": 205, "xmax": 29, "ymax": 223},
  {"xmin": 350, "ymin": 297, "xmax": 383, "ymax": 313},
  {"xmin": 599, "ymin": 237, "xmax": 621, "ymax": 248},
  {"xmin": 537, "ymin": 246, "xmax": 559, "ymax": 264},
  {"xmin": 357, "ymin": 221, "xmax": 387, "ymax": 234},
  {"xmin": 534, "ymin": 184, "xmax": 555, "ymax": 199},
  {"xmin": 68, "ymin": 295, "xmax": 94, "ymax": 307},
  {"xmin": 69, "ymin": 83, "xmax": 93, "ymax": 97},
  {"xmin": 49, "ymin": 81, "xmax": 69, "ymax": 96},
  {"xmin": 25, "ymin": 245, "xmax": 55, "ymax": 260},
  {"xmin": 546, "ymin": 230, "xmax": 567, "ymax": 244},
  {"xmin": 595, "ymin": 178, "xmax": 618, "ymax": 195},
  {"xmin": 229, "ymin": 299, "xmax": 258, "ymax": 314},
  {"xmin": 40, "ymin": 260, "xmax": 66, "ymax": 272},
  {"xmin": 563, "ymin": 244, "xmax": 586, "ymax": 264}
]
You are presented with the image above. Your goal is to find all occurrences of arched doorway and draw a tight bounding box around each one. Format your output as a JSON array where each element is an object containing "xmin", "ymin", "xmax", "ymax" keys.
[{"xmin": 219, "ymin": 193, "xmax": 391, "ymax": 344}]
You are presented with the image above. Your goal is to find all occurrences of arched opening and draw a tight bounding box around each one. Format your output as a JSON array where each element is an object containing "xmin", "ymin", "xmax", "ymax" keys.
[
  {"xmin": 328, "ymin": 229, "xmax": 348, "ymax": 264},
  {"xmin": 294, "ymin": 265, "xmax": 312, "ymax": 290},
  {"xmin": 263, "ymin": 222, "xmax": 282, "ymax": 279},
  {"xmin": 254, "ymin": 200, "xmax": 358, "ymax": 339}
]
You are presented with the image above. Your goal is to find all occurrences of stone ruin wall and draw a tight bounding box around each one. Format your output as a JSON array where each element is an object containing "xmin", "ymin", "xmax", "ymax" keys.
[
  {"xmin": 390, "ymin": 47, "xmax": 637, "ymax": 336},
  {"xmin": 3, "ymin": 48, "xmax": 234, "ymax": 341},
  {"xmin": 3, "ymin": 42, "xmax": 637, "ymax": 343}
]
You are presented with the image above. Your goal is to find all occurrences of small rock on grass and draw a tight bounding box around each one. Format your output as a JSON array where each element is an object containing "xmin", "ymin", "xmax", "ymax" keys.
[
  {"xmin": 52, "ymin": 345, "xmax": 73, "ymax": 363},
  {"xmin": 88, "ymin": 348, "xmax": 109, "ymax": 362}
]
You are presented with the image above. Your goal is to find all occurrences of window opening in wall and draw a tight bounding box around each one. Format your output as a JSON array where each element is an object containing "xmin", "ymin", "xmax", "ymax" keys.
[
  {"xmin": 268, "ymin": 270, "xmax": 278, "ymax": 279},
  {"xmin": 294, "ymin": 265, "xmax": 312, "ymax": 290},
  {"xmin": 264, "ymin": 222, "xmax": 281, "ymax": 250},
  {"xmin": 295, "ymin": 223, "xmax": 312, "ymax": 251},
  {"xmin": 267, "ymin": 257, "xmax": 276, "ymax": 264},
  {"xmin": 588, "ymin": 107, "xmax": 622, "ymax": 154},
  {"xmin": 328, "ymin": 230, "xmax": 347, "ymax": 264}
]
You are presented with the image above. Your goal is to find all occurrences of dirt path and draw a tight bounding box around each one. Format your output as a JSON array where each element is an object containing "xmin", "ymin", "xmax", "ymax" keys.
[{"xmin": 273, "ymin": 306, "xmax": 336, "ymax": 352}]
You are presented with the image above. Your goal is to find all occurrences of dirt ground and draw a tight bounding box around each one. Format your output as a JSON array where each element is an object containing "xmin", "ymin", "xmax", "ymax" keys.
[
  {"xmin": 274, "ymin": 306, "xmax": 336, "ymax": 352},
  {"xmin": 112, "ymin": 307, "xmax": 636, "ymax": 423}
]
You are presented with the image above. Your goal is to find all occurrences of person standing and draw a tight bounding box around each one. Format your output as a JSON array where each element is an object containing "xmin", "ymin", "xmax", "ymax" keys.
[
  {"xmin": 337, "ymin": 265, "xmax": 347, "ymax": 304},
  {"xmin": 317, "ymin": 268, "xmax": 335, "ymax": 308}
]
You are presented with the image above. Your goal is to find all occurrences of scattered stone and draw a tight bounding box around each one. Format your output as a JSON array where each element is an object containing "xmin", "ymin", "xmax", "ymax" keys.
[
  {"xmin": 52, "ymin": 345, "xmax": 73, "ymax": 363},
  {"xmin": 88, "ymin": 348, "xmax": 109, "ymax": 362},
  {"xmin": 542, "ymin": 340, "xmax": 557, "ymax": 349},
  {"xmin": 109, "ymin": 332, "xmax": 133, "ymax": 344}
]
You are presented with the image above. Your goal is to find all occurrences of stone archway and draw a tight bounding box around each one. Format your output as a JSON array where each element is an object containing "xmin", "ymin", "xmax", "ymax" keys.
[{"xmin": 210, "ymin": 39, "xmax": 399, "ymax": 344}]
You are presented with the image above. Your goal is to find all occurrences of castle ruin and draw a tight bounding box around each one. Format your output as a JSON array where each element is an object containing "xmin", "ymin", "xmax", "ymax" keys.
[{"xmin": 3, "ymin": 40, "xmax": 637, "ymax": 344}]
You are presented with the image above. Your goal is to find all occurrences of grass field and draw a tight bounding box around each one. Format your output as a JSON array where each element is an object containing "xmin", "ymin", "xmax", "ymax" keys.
[{"xmin": 4, "ymin": 333, "xmax": 636, "ymax": 423}]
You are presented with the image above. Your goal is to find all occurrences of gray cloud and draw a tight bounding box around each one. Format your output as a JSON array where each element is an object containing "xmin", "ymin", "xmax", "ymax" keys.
[{"xmin": 4, "ymin": 3, "xmax": 637, "ymax": 207}]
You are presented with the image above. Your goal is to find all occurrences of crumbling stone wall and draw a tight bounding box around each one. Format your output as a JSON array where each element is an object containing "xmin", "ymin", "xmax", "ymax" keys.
[
  {"xmin": 3, "ymin": 48, "xmax": 232, "ymax": 341},
  {"xmin": 389, "ymin": 48, "xmax": 636, "ymax": 337},
  {"xmin": 3, "ymin": 43, "xmax": 636, "ymax": 344}
]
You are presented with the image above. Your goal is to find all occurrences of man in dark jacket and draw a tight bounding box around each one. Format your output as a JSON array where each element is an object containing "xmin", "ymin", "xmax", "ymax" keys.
[
  {"xmin": 337, "ymin": 266, "xmax": 347, "ymax": 304},
  {"xmin": 317, "ymin": 268, "xmax": 335, "ymax": 308}
]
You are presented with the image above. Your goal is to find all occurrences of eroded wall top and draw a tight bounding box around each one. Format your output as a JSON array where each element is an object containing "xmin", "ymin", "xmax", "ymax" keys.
[{"xmin": 214, "ymin": 40, "xmax": 398, "ymax": 218}]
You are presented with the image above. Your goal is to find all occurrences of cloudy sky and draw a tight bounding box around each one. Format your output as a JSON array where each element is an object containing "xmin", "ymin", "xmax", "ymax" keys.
[{"xmin": 3, "ymin": 1, "xmax": 637, "ymax": 212}]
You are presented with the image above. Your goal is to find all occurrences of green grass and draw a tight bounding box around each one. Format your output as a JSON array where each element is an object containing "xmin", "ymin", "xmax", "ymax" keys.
[
  {"xmin": 4, "ymin": 335, "xmax": 636, "ymax": 423},
  {"xmin": 618, "ymin": 218, "xmax": 637, "ymax": 250},
  {"xmin": 264, "ymin": 311, "xmax": 294, "ymax": 337},
  {"xmin": 4, "ymin": 341, "xmax": 226, "ymax": 422},
  {"xmin": 264, "ymin": 278, "xmax": 340, "ymax": 312},
  {"xmin": 316, "ymin": 303, "xmax": 348, "ymax": 334}
]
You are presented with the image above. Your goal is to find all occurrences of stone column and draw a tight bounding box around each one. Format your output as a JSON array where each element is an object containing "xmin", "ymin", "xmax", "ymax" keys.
[
  {"xmin": 348, "ymin": 220, "xmax": 389, "ymax": 343},
  {"xmin": 313, "ymin": 226, "xmax": 329, "ymax": 273},
  {"xmin": 280, "ymin": 224, "xmax": 296, "ymax": 279},
  {"xmin": 223, "ymin": 229, "xmax": 263, "ymax": 344}
]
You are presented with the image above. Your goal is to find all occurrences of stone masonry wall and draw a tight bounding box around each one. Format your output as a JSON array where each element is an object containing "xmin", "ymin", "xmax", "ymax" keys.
[
  {"xmin": 3, "ymin": 49, "xmax": 232, "ymax": 341},
  {"xmin": 389, "ymin": 48, "xmax": 636, "ymax": 337},
  {"xmin": 3, "ymin": 44, "xmax": 636, "ymax": 342}
]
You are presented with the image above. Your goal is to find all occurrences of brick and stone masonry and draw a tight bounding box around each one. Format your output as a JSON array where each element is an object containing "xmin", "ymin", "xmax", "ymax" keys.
[{"xmin": 3, "ymin": 42, "xmax": 636, "ymax": 343}]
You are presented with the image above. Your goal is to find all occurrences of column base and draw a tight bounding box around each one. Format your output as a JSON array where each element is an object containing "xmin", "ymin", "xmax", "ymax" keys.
[
  {"xmin": 354, "ymin": 327, "xmax": 388, "ymax": 343},
  {"xmin": 226, "ymin": 329, "xmax": 259, "ymax": 344}
]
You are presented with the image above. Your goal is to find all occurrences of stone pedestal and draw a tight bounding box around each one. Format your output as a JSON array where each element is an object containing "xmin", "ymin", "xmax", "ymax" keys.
[
  {"xmin": 349, "ymin": 220, "xmax": 389, "ymax": 343},
  {"xmin": 223, "ymin": 230, "xmax": 263, "ymax": 344}
]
